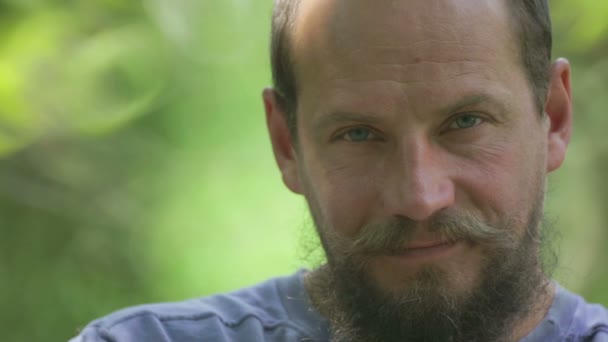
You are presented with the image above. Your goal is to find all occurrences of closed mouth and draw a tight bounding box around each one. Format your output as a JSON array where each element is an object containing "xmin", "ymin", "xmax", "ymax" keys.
[{"xmin": 385, "ymin": 240, "xmax": 459, "ymax": 260}]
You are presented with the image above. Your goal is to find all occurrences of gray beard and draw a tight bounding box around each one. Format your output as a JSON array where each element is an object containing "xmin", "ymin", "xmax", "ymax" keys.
[{"xmin": 304, "ymin": 211, "xmax": 555, "ymax": 342}]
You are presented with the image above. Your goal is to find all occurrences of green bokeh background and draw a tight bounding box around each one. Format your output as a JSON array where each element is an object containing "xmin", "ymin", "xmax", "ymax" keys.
[{"xmin": 0, "ymin": 1, "xmax": 606, "ymax": 341}]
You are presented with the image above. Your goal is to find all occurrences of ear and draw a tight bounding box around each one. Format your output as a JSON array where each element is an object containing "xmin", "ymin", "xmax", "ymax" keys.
[
  {"xmin": 545, "ymin": 58, "xmax": 573, "ymax": 173},
  {"xmin": 263, "ymin": 88, "xmax": 303, "ymax": 194}
]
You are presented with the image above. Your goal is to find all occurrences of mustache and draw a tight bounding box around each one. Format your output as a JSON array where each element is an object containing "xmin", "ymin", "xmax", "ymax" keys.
[{"xmin": 328, "ymin": 211, "xmax": 517, "ymax": 259}]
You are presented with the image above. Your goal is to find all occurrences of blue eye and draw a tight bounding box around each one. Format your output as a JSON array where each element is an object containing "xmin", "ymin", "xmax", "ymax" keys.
[
  {"xmin": 449, "ymin": 115, "xmax": 483, "ymax": 130},
  {"xmin": 344, "ymin": 127, "xmax": 373, "ymax": 142}
]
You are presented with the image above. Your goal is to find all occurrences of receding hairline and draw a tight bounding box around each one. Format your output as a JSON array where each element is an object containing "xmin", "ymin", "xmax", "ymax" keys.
[{"xmin": 281, "ymin": 0, "xmax": 543, "ymax": 54}]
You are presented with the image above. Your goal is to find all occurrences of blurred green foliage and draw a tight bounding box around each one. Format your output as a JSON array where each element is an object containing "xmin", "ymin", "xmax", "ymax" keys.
[{"xmin": 0, "ymin": 1, "xmax": 606, "ymax": 341}]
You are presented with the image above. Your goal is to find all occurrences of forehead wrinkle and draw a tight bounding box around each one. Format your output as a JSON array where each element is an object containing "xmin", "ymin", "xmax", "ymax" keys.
[
  {"xmin": 319, "ymin": 36, "xmax": 506, "ymax": 91},
  {"xmin": 339, "ymin": 41, "xmax": 496, "ymax": 61},
  {"xmin": 328, "ymin": 60, "xmax": 489, "ymax": 91},
  {"xmin": 332, "ymin": 39, "xmax": 501, "ymax": 78}
]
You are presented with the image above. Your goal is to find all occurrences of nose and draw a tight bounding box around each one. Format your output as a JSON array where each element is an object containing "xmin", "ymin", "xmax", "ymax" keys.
[{"xmin": 382, "ymin": 139, "xmax": 455, "ymax": 221}]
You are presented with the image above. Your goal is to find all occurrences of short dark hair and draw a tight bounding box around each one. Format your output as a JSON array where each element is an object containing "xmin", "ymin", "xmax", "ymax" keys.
[
  {"xmin": 270, "ymin": 0, "xmax": 301, "ymax": 135},
  {"xmin": 270, "ymin": 0, "xmax": 552, "ymax": 134}
]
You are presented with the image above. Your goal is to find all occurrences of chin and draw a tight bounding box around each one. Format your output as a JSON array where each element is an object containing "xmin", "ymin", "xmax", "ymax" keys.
[{"xmin": 365, "ymin": 246, "xmax": 484, "ymax": 296}]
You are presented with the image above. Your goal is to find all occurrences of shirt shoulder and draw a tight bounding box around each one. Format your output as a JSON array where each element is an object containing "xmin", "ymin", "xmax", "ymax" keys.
[
  {"xmin": 69, "ymin": 271, "xmax": 320, "ymax": 342},
  {"xmin": 568, "ymin": 296, "xmax": 608, "ymax": 341},
  {"xmin": 555, "ymin": 285, "xmax": 608, "ymax": 341}
]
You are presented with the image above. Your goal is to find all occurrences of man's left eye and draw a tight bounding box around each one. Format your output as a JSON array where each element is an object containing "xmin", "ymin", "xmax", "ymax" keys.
[
  {"xmin": 340, "ymin": 127, "xmax": 378, "ymax": 142},
  {"xmin": 448, "ymin": 115, "xmax": 484, "ymax": 130}
]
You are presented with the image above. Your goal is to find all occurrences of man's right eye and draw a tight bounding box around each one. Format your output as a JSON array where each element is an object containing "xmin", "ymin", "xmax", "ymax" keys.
[{"xmin": 341, "ymin": 127, "xmax": 376, "ymax": 142}]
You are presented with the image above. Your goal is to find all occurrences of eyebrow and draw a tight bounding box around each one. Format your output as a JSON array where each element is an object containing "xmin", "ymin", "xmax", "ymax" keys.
[
  {"xmin": 313, "ymin": 93, "xmax": 510, "ymax": 133},
  {"xmin": 313, "ymin": 111, "xmax": 383, "ymax": 133},
  {"xmin": 439, "ymin": 93, "xmax": 510, "ymax": 119}
]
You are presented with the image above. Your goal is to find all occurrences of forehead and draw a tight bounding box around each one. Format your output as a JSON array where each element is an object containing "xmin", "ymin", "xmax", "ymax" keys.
[
  {"xmin": 301, "ymin": 0, "xmax": 511, "ymax": 46},
  {"xmin": 291, "ymin": 0, "xmax": 522, "ymax": 97}
]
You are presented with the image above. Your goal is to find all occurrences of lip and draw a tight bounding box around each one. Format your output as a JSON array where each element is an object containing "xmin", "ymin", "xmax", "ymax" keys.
[
  {"xmin": 386, "ymin": 240, "xmax": 459, "ymax": 263},
  {"xmin": 405, "ymin": 240, "xmax": 453, "ymax": 249}
]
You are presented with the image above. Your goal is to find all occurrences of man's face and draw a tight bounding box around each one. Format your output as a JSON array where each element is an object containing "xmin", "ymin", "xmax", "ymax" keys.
[
  {"xmin": 265, "ymin": 0, "xmax": 572, "ymax": 340},
  {"xmin": 293, "ymin": 0, "xmax": 548, "ymax": 292}
]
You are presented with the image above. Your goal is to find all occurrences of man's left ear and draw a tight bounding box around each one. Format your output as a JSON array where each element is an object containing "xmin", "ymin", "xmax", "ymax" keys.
[{"xmin": 544, "ymin": 58, "xmax": 573, "ymax": 173}]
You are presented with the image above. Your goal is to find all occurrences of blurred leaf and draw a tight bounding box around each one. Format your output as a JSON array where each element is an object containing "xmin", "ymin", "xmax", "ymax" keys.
[
  {"xmin": 552, "ymin": 1, "xmax": 608, "ymax": 53},
  {"xmin": 0, "ymin": 9, "xmax": 73, "ymax": 154},
  {"xmin": 0, "ymin": 8, "xmax": 171, "ymax": 156},
  {"xmin": 36, "ymin": 22, "xmax": 171, "ymax": 136}
]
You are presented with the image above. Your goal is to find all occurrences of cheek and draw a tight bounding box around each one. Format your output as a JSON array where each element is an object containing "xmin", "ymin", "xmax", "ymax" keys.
[
  {"xmin": 303, "ymin": 156, "xmax": 383, "ymax": 237},
  {"xmin": 457, "ymin": 138, "xmax": 545, "ymax": 227}
]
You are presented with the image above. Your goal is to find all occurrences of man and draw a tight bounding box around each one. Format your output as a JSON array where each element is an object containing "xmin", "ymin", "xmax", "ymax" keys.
[{"xmin": 72, "ymin": 0, "xmax": 608, "ymax": 341}]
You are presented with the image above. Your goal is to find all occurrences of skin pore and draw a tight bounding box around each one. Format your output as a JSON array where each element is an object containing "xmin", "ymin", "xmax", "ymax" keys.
[{"xmin": 264, "ymin": 0, "xmax": 572, "ymax": 340}]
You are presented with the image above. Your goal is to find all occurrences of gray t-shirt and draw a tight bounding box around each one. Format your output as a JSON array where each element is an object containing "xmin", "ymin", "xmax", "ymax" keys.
[{"xmin": 70, "ymin": 270, "xmax": 608, "ymax": 341}]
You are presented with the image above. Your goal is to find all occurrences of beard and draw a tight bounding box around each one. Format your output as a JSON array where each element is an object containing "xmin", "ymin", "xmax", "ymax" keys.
[{"xmin": 304, "ymin": 189, "xmax": 555, "ymax": 342}]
